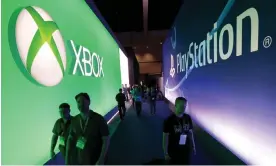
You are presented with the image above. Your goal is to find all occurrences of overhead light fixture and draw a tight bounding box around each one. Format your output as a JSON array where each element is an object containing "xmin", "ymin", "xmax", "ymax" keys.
[{"xmin": 160, "ymin": 42, "xmax": 162, "ymax": 44}]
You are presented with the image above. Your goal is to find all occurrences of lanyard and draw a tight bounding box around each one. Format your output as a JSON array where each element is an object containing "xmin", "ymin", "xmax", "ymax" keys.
[
  {"xmin": 178, "ymin": 117, "xmax": 187, "ymax": 134},
  {"xmin": 80, "ymin": 117, "xmax": 89, "ymax": 135},
  {"xmin": 178, "ymin": 119, "xmax": 184, "ymax": 134},
  {"xmin": 60, "ymin": 119, "xmax": 70, "ymax": 136}
]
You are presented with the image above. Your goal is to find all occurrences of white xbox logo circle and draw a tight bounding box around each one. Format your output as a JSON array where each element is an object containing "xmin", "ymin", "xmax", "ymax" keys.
[{"xmin": 15, "ymin": 6, "xmax": 66, "ymax": 87}]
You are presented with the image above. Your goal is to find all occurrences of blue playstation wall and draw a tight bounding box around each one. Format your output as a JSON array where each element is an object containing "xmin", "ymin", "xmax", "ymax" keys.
[{"xmin": 163, "ymin": 0, "xmax": 276, "ymax": 165}]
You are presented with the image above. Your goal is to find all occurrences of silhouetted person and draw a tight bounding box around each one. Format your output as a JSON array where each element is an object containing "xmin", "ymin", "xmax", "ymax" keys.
[
  {"xmin": 163, "ymin": 97, "xmax": 196, "ymax": 165},
  {"xmin": 127, "ymin": 86, "xmax": 131, "ymax": 97},
  {"xmin": 130, "ymin": 86, "xmax": 135, "ymax": 108},
  {"xmin": 123, "ymin": 84, "xmax": 128, "ymax": 101},
  {"xmin": 116, "ymin": 88, "xmax": 126, "ymax": 120},
  {"xmin": 50, "ymin": 103, "xmax": 72, "ymax": 159},
  {"xmin": 65, "ymin": 93, "xmax": 110, "ymax": 165},
  {"xmin": 156, "ymin": 86, "xmax": 164, "ymax": 100},
  {"xmin": 149, "ymin": 86, "xmax": 157, "ymax": 115}
]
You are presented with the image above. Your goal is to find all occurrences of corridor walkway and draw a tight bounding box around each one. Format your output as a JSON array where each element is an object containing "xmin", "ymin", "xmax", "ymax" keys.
[
  {"xmin": 105, "ymin": 101, "xmax": 216, "ymax": 165},
  {"xmin": 45, "ymin": 101, "xmax": 217, "ymax": 165}
]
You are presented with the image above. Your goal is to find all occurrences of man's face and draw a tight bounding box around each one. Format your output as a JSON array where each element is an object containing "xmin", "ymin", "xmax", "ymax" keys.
[
  {"xmin": 76, "ymin": 96, "xmax": 90, "ymax": 112},
  {"xmin": 59, "ymin": 108, "xmax": 70, "ymax": 119},
  {"xmin": 175, "ymin": 100, "xmax": 186, "ymax": 117}
]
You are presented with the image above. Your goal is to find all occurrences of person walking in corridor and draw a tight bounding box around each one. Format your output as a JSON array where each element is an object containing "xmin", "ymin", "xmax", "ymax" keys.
[
  {"xmin": 50, "ymin": 103, "xmax": 73, "ymax": 160},
  {"xmin": 65, "ymin": 93, "xmax": 110, "ymax": 165},
  {"xmin": 116, "ymin": 88, "xmax": 126, "ymax": 120},
  {"xmin": 133, "ymin": 86, "xmax": 142, "ymax": 116},
  {"xmin": 130, "ymin": 86, "xmax": 135, "ymax": 108},
  {"xmin": 149, "ymin": 86, "xmax": 157, "ymax": 115},
  {"xmin": 162, "ymin": 97, "xmax": 196, "ymax": 165},
  {"xmin": 123, "ymin": 84, "xmax": 129, "ymax": 101}
]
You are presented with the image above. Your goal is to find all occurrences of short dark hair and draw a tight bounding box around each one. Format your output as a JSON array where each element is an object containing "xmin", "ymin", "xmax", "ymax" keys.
[
  {"xmin": 59, "ymin": 103, "xmax": 70, "ymax": 109},
  {"xmin": 119, "ymin": 88, "xmax": 122, "ymax": 91},
  {"xmin": 175, "ymin": 97, "xmax": 187, "ymax": 104},
  {"xmin": 75, "ymin": 92, "xmax": 90, "ymax": 102}
]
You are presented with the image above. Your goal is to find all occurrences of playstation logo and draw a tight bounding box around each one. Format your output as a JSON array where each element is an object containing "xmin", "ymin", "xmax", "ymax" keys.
[{"xmin": 170, "ymin": 54, "xmax": 175, "ymax": 78}]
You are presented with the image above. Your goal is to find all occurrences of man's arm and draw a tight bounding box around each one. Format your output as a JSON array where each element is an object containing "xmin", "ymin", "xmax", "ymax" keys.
[
  {"xmin": 162, "ymin": 133, "xmax": 169, "ymax": 155},
  {"xmin": 98, "ymin": 117, "xmax": 110, "ymax": 164},
  {"xmin": 65, "ymin": 126, "xmax": 74, "ymax": 165},
  {"xmin": 50, "ymin": 121, "xmax": 59, "ymax": 158},
  {"xmin": 188, "ymin": 115, "xmax": 196, "ymax": 154},
  {"xmin": 51, "ymin": 134, "xmax": 58, "ymax": 153},
  {"xmin": 99, "ymin": 136, "xmax": 110, "ymax": 162},
  {"xmin": 162, "ymin": 119, "xmax": 170, "ymax": 155},
  {"xmin": 190, "ymin": 130, "xmax": 196, "ymax": 149},
  {"xmin": 115, "ymin": 94, "xmax": 118, "ymax": 102}
]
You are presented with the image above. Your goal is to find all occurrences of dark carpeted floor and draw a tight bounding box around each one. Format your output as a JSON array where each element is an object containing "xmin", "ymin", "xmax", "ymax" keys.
[{"xmin": 105, "ymin": 101, "xmax": 216, "ymax": 165}]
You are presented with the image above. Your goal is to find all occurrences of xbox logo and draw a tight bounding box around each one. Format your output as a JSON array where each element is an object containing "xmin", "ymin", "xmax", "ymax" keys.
[{"xmin": 15, "ymin": 6, "xmax": 66, "ymax": 87}]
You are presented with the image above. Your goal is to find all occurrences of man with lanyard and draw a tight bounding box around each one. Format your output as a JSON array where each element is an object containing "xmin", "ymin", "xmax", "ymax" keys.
[
  {"xmin": 149, "ymin": 86, "xmax": 157, "ymax": 115},
  {"xmin": 162, "ymin": 97, "xmax": 196, "ymax": 165},
  {"xmin": 65, "ymin": 93, "xmax": 110, "ymax": 165},
  {"xmin": 50, "ymin": 103, "xmax": 72, "ymax": 159},
  {"xmin": 115, "ymin": 88, "xmax": 126, "ymax": 120}
]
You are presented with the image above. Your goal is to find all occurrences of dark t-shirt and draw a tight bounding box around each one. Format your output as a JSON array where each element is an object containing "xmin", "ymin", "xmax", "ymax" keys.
[
  {"xmin": 69, "ymin": 111, "xmax": 109, "ymax": 165},
  {"xmin": 116, "ymin": 93, "xmax": 126, "ymax": 106},
  {"xmin": 52, "ymin": 116, "xmax": 72, "ymax": 156},
  {"xmin": 163, "ymin": 113, "xmax": 193, "ymax": 156}
]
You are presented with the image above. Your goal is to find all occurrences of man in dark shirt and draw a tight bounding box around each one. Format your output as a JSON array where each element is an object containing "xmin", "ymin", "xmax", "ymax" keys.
[
  {"xmin": 65, "ymin": 93, "xmax": 110, "ymax": 165},
  {"xmin": 50, "ymin": 103, "xmax": 72, "ymax": 159},
  {"xmin": 115, "ymin": 88, "xmax": 126, "ymax": 120},
  {"xmin": 162, "ymin": 97, "xmax": 196, "ymax": 165}
]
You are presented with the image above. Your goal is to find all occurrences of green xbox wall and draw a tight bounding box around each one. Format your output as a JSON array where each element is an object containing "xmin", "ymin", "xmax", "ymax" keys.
[{"xmin": 2, "ymin": 0, "xmax": 122, "ymax": 164}]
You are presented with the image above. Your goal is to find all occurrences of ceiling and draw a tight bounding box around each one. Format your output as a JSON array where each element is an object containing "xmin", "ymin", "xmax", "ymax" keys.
[{"xmin": 87, "ymin": 0, "xmax": 183, "ymax": 32}]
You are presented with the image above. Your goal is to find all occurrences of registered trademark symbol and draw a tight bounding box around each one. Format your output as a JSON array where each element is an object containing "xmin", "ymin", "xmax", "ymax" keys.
[{"xmin": 263, "ymin": 36, "xmax": 272, "ymax": 48}]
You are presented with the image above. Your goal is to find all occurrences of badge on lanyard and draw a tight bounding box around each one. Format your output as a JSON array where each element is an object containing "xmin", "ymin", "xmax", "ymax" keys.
[
  {"xmin": 59, "ymin": 136, "xmax": 65, "ymax": 146},
  {"xmin": 76, "ymin": 117, "xmax": 89, "ymax": 150},
  {"xmin": 178, "ymin": 117, "xmax": 187, "ymax": 145},
  {"xmin": 179, "ymin": 134, "xmax": 187, "ymax": 145},
  {"xmin": 59, "ymin": 124, "xmax": 66, "ymax": 146},
  {"xmin": 76, "ymin": 136, "xmax": 87, "ymax": 149}
]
